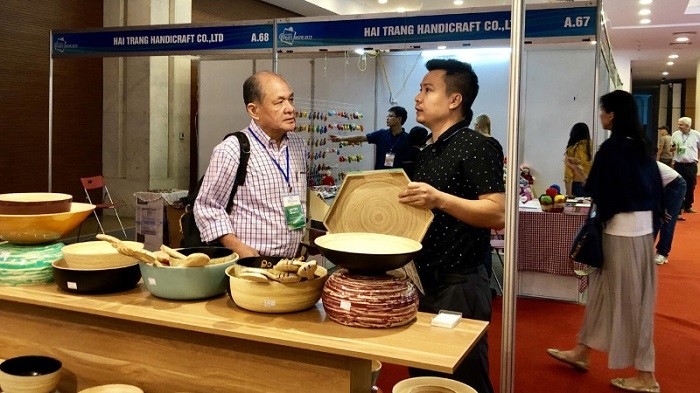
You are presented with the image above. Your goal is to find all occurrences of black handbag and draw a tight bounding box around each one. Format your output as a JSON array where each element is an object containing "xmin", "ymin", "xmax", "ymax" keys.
[{"xmin": 569, "ymin": 205, "xmax": 603, "ymax": 270}]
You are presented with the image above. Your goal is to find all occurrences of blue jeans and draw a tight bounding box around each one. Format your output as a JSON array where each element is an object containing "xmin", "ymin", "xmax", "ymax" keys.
[{"xmin": 655, "ymin": 176, "xmax": 686, "ymax": 257}]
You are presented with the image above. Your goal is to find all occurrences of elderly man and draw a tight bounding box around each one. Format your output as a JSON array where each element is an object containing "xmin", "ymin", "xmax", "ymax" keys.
[
  {"xmin": 672, "ymin": 116, "xmax": 700, "ymax": 215},
  {"xmin": 194, "ymin": 71, "xmax": 307, "ymax": 258},
  {"xmin": 399, "ymin": 59, "xmax": 505, "ymax": 393}
]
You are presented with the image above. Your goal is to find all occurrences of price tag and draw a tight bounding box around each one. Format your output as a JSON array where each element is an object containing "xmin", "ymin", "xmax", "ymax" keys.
[
  {"xmin": 67, "ymin": 281, "xmax": 78, "ymax": 290},
  {"xmin": 264, "ymin": 299, "xmax": 277, "ymax": 308},
  {"xmin": 340, "ymin": 300, "xmax": 351, "ymax": 311},
  {"xmin": 148, "ymin": 277, "xmax": 157, "ymax": 286}
]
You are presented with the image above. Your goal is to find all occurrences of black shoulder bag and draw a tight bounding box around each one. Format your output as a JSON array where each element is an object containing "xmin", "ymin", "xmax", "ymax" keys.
[
  {"xmin": 569, "ymin": 203, "xmax": 604, "ymax": 273},
  {"xmin": 179, "ymin": 132, "xmax": 250, "ymax": 247}
]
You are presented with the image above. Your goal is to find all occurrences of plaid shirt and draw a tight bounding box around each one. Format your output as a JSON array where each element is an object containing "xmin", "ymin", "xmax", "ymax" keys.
[{"xmin": 194, "ymin": 120, "xmax": 308, "ymax": 257}]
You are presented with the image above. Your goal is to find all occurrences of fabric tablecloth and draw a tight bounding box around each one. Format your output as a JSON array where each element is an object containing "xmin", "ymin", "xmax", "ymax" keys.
[{"xmin": 517, "ymin": 210, "xmax": 588, "ymax": 291}]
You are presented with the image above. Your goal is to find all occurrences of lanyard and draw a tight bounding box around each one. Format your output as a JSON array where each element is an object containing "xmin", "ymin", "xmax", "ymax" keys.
[
  {"xmin": 388, "ymin": 132, "xmax": 402, "ymax": 153},
  {"xmin": 249, "ymin": 128, "xmax": 291, "ymax": 190}
]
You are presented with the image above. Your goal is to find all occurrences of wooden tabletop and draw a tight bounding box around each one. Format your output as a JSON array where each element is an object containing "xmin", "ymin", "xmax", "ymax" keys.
[{"xmin": 0, "ymin": 283, "xmax": 488, "ymax": 374}]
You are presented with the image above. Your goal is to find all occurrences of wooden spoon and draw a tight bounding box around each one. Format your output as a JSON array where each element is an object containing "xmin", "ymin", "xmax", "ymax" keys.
[
  {"xmin": 159, "ymin": 245, "xmax": 210, "ymax": 267},
  {"xmin": 240, "ymin": 267, "xmax": 301, "ymax": 283},
  {"xmin": 96, "ymin": 234, "xmax": 161, "ymax": 266}
]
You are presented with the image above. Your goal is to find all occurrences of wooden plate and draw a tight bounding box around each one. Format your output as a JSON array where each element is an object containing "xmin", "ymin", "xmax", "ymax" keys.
[{"xmin": 323, "ymin": 170, "xmax": 433, "ymax": 242}]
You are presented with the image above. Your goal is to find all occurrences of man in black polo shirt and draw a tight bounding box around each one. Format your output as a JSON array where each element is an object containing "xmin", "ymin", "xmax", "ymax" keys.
[{"xmin": 399, "ymin": 59, "xmax": 505, "ymax": 393}]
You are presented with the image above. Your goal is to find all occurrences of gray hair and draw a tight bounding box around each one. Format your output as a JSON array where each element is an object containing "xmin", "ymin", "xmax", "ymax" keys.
[{"xmin": 679, "ymin": 117, "xmax": 692, "ymax": 126}]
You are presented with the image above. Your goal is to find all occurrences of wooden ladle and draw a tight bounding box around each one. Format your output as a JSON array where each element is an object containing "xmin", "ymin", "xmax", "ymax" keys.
[
  {"xmin": 159, "ymin": 245, "xmax": 210, "ymax": 267},
  {"xmin": 96, "ymin": 234, "xmax": 162, "ymax": 266}
]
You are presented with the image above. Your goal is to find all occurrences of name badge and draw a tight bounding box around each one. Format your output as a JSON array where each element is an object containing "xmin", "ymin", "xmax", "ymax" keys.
[
  {"xmin": 282, "ymin": 194, "xmax": 305, "ymax": 230},
  {"xmin": 384, "ymin": 152, "xmax": 396, "ymax": 167}
]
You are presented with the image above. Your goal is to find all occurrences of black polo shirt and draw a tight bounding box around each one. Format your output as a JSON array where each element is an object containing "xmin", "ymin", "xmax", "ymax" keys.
[{"xmin": 414, "ymin": 120, "xmax": 505, "ymax": 279}]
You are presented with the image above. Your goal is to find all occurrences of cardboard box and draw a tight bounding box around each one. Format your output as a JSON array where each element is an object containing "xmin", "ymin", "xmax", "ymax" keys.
[{"xmin": 134, "ymin": 190, "xmax": 188, "ymax": 251}]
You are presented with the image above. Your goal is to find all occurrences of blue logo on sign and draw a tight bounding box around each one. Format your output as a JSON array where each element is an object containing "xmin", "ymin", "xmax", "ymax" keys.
[{"xmin": 279, "ymin": 27, "xmax": 296, "ymax": 45}]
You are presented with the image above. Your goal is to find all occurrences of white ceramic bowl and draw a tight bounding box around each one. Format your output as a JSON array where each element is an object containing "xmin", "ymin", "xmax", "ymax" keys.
[
  {"xmin": 61, "ymin": 240, "xmax": 143, "ymax": 269},
  {"xmin": 0, "ymin": 355, "xmax": 62, "ymax": 393},
  {"xmin": 225, "ymin": 264, "xmax": 328, "ymax": 313},
  {"xmin": 392, "ymin": 376, "xmax": 477, "ymax": 393}
]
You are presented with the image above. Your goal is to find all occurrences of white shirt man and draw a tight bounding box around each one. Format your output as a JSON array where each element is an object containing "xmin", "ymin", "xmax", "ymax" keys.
[{"xmin": 672, "ymin": 116, "xmax": 700, "ymax": 213}]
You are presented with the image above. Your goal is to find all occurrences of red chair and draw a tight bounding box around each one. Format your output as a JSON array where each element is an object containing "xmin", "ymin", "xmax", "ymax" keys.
[{"xmin": 77, "ymin": 175, "xmax": 127, "ymax": 240}]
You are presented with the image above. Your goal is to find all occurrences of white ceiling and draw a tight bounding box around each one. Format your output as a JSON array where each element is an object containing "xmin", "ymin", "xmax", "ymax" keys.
[{"xmin": 262, "ymin": 0, "xmax": 700, "ymax": 85}]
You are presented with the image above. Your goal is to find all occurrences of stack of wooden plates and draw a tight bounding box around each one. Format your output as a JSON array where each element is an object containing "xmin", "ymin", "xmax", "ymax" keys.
[{"xmin": 322, "ymin": 269, "xmax": 418, "ymax": 328}]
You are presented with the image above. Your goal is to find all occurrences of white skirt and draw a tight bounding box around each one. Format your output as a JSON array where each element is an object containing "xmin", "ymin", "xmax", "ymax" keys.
[{"xmin": 577, "ymin": 232, "xmax": 657, "ymax": 371}]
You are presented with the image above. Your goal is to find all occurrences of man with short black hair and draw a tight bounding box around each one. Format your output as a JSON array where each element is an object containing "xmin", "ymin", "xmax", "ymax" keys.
[{"xmin": 399, "ymin": 59, "xmax": 505, "ymax": 393}]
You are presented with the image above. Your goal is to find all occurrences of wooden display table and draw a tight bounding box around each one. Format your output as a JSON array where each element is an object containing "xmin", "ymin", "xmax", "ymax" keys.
[{"xmin": 0, "ymin": 284, "xmax": 488, "ymax": 393}]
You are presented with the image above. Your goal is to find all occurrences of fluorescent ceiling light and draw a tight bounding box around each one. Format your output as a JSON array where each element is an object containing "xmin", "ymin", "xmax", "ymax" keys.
[
  {"xmin": 667, "ymin": 61, "xmax": 675, "ymax": 66},
  {"xmin": 639, "ymin": 0, "xmax": 653, "ymax": 5},
  {"xmin": 378, "ymin": 0, "xmax": 388, "ymax": 4},
  {"xmin": 668, "ymin": 54, "xmax": 679, "ymax": 59},
  {"xmin": 676, "ymin": 36, "xmax": 690, "ymax": 42},
  {"xmin": 639, "ymin": 9, "xmax": 651, "ymax": 16},
  {"xmin": 437, "ymin": 45, "xmax": 447, "ymax": 50},
  {"xmin": 640, "ymin": 18, "xmax": 651, "ymax": 24},
  {"xmin": 454, "ymin": 0, "xmax": 464, "ymax": 5},
  {"xmin": 662, "ymin": 71, "xmax": 669, "ymax": 75}
]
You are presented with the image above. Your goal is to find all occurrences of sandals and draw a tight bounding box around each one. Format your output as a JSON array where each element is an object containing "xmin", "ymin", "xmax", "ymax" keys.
[
  {"xmin": 546, "ymin": 348, "xmax": 589, "ymax": 372},
  {"xmin": 611, "ymin": 377, "xmax": 660, "ymax": 393}
]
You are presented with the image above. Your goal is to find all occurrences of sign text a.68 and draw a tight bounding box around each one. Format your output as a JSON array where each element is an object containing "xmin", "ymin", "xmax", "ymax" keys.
[{"xmin": 251, "ymin": 32, "xmax": 270, "ymax": 42}]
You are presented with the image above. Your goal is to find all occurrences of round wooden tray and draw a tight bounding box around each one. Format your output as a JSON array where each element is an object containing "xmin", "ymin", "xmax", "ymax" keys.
[{"xmin": 323, "ymin": 170, "xmax": 433, "ymax": 242}]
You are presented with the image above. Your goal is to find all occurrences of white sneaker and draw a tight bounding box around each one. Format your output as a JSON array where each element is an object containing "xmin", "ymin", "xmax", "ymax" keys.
[{"xmin": 655, "ymin": 254, "xmax": 668, "ymax": 265}]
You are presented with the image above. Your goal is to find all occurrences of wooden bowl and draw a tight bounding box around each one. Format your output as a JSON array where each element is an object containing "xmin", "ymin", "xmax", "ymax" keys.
[
  {"xmin": 0, "ymin": 192, "xmax": 72, "ymax": 215},
  {"xmin": 0, "ymin": 355, "xmax": 62, "ymax": 393},
  {"xmin": 0, "ymin": 202, "xmax": 95, "ymax": 245},
  {"xmin": 225, "ymin": 264, "xmax": 328, "ymax": 313},
  {"xmin": 52, "ymin": 258, "xmax": 141, "ymax": 294},
  {"xmin": 79, "ymin": 384, "xmax": 144, "ymax": 393},
  {"xmin": 314, "ymin": 232, "xmax": 422, "ymax": 274},
  {"xmin": 61, "ymin": 240, "xmax": 143, "ymax": 269}
]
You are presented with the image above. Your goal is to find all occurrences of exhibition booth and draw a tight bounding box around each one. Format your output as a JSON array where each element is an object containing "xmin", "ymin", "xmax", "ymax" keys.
[{"xmin": 0, "ymin": 1, "xmax": 623, "ymax": 392}]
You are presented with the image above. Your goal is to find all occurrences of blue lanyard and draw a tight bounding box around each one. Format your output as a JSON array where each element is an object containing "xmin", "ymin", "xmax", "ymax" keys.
[{"xmin": 249, "ymin": 128, "xmax": 291, "ymax": 189}]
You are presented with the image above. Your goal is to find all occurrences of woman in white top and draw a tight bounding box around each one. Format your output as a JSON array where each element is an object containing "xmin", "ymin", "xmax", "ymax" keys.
[{"xmin": 547, "ymin": 90, "xmax": 664, "ymax": 393}]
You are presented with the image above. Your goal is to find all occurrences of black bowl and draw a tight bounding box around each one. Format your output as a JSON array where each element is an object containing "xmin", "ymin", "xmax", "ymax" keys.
[
  {"xmin": 314, "ymin": 232, "xmax": 422, "ymax": 275},
  {"xmin": 52, "ymin": 258, "xmax": 141, "ymax": 294},
  {"xmin": 176, "ymin": 246, "xmax": 233, "ymax": 259},
  {"xmin": 235, "ymin": 256, "xmax": 283, "ymax": 269},
  {"xmin": 0, "ymin": 355, "xmax": 62, "ymax": 376}
]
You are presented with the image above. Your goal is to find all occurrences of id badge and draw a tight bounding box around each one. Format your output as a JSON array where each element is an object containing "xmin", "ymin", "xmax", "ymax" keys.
[
  {"xmin": 678, "ymin": 145, "xmax": 686, "ymax": 155},
  {"xmin": 282, "ymin": 194, "xmax": 305, "ymax": 230},
  {"xmin": 384, "ymin": 152, "xmax": 396, "ymax": 167}
]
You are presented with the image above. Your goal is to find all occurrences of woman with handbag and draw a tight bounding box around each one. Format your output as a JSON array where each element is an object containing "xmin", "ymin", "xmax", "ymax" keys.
[{"xmin": 547, "ymin": 90, "xmax": 664, "ymax": 393}]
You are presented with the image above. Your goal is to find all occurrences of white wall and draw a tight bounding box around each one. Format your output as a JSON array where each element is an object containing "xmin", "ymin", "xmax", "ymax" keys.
[{"xmin": 198, "ymin": 45, "xmax": 600, "ymax": 196}]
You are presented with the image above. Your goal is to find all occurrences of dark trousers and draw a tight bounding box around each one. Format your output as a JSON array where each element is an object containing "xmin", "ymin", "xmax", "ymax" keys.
[
  {"xmin": 654, "ymin": 176, "xmax": 686, "ymax": 256},
  {"xmin": 409, "ymin": 265, "xmax": 494, "ymax": 393},
  {"xmin": 674, "ymin": 161, "xmax": 698, "ymax": 210}
]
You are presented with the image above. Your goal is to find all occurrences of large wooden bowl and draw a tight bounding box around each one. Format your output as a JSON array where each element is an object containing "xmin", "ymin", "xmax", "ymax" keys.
[
  {"xmin": 225, "ymin": 264, "xmax": 328, "ymax": 313},
  {"xmin": 0, "ymin": 192, "xmax": 72, "ymax": 215},
  {"xmin": 314, "ymin": 232, "xmax": 422, "ymax": 274},
  {"xmin": 0, "ymin": 202, "xmax": 95, "ymax": 245},
  {"xmin": 62, "ymin": 240, "xmax": 144, "ymax": 269},
  {"xmin": 0, "ymin": 355, "xmax": 62, "ymax": 393}
]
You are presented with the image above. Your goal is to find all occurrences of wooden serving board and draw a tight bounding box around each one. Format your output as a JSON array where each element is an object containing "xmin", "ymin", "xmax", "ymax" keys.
[{"xmin": 323, "ymin": 170, "xmax": 433, "ymax": 242}]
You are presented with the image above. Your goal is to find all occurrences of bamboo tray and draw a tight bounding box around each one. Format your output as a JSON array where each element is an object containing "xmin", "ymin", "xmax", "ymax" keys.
[{"xmin": 323, "ymin": 170, "xmax": 433, "ymax": 242}]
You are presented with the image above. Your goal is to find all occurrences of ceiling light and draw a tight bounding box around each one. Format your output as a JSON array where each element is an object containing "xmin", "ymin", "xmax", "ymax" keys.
[
  {"xmin": 639, "ymin": 9, "xmax": 651, "ymax": 16},
  {"xmin": 590, "ymin": 40, "xmax": 597, "ymax": 45},
  {"xmin": 676, "ymin": 36, "xmax": 690, "ymax": 42},
  {"xmin": 662, "ymin": 71, "xmax": 669, "ymax": 76},
  {"xmin": 437, "ymin": 45, "xmax": 447, "ymax": 50},
  {"xmin": 640, "ymin": 18, "xmax": 651, "ymax": 24},
  {"xmin": 639, "ymin": 0, "xmax": 652, "ymax": 4},
  {"xmin": 668, "ymin": 54, "xmax": 679, "ymax": 59},
  {"xmin": 453, "ymin": 0, "xmax": 464, "ymax": 5},
  {"xmin": 667, "ymin": 61, "xmax": 675, "ymax": 66},
  {"xmin": 378, "ymin": 0, "xmax": 388, "ymax": 4}
]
